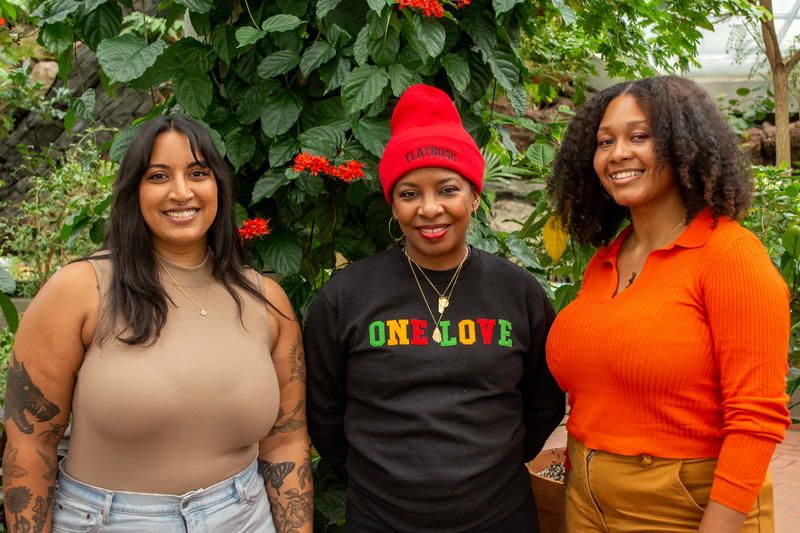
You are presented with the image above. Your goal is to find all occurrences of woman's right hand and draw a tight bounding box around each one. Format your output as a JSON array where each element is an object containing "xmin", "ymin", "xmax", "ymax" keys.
[{"xmin": 3, "ymin": 261, "xmax": 99, "ymax": 532}]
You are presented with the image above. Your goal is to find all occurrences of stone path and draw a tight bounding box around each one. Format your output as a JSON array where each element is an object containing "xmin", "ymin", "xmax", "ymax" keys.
[{"xmin": 542, "ymin": 426, "xmax": 800, "ymax": 532}]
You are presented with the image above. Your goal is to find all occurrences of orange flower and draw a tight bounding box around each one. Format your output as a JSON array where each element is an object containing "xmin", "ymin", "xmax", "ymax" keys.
[
  {"xmin": 239, "ymin": 218, "xmax": 270, "ymax": 240},
  {"xmin": 293, "ymin": 152, "xmax": 334, "ymax": 175},
  {"xmin": 292, "ymin": 152, "xmax": 365, "ymax": 183},
  {"xmin": 0, "ymin": 17, "xmax": 6, "ymax": 26},
  {"xmin": 330, "ymin": 160, "xmax": 365, "ymax": 182},
  {"xmin": 398, "ymin": 0, "xmax": 444, "ymax": 17}
]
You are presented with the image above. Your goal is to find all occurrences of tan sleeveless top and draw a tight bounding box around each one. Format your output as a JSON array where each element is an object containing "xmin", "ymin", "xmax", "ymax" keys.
[{"xmin": 63, "ymin": 254, "xmax": 280, "ymax": 494}]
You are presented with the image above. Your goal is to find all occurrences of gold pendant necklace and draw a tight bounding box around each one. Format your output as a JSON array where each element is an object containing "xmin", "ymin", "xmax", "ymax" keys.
[
  {"xmin": 406, "ymin": 247, "xmax": 469, "ymax": 344},
  {"xmin": 157, "ymin": 256, "xmax": 211, "ymax": 317}
]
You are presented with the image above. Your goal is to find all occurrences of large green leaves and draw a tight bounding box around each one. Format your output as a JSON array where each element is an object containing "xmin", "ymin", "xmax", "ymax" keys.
[
  {"xmin": 414, "ymin": 17, "xmax": 446, "ymax": 57},
  {"xmin": 261, "ymin": 91, "xmax": 303, "ymax": 137},
  {"xmin": 317, "ymin": 0, "xmax": 343, "ymax": 18},
  {"xmin": 442, "ymin": 53, "xmax": 470, "ymax": 92},
  {"xmin": 97, "ymin": 35, "xmax": 166, "ymax": 83},
  {"xmin": 259, "ymin": 232, "xmax": 303, "ymax": 276},
  {"xmin": 77, "ymin": 1, "xmax": 122, "ymax": 50},
  {"xmin": 41, "ymin": 22, "xmax": 73, "ymax": 53},
  {"xmin": 225, "ymin": 129, "xmax": 256, "ymax": 172},
  {"xmin": 174, "ymin": 71, "xmax": 213, "ymax": 118},
  {"xmin": 341, "ymin": 65, "xmax": 389, "ymax": 114},
  {"xmin": 175, "ymin": 0, "xmax": 213, "ymax": 13},
  {"xmin": 258, "ymin": 50, "xmax": 301, "ymax": 79},
  {"xmin": 300, "ymin": 41, "xmax": 336, "ymax": 78},
  {"xmin": 263, "ymin": 14, "xmax": 305, "ymax": 33}
]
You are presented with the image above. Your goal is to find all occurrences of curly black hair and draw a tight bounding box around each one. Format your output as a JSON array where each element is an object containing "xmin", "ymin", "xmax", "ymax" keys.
[{"xmin": 549, "ymin": 76, "xmax": 752, "ymax": 246}]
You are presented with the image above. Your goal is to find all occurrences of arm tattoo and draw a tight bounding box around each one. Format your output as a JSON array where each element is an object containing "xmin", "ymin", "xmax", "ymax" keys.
[
  {"xmin": 39, "ymin": 422, "xmax": 67, "ymax": 444},
  {"xmin": 6, "ymin": 486, "xmax": 33, "ymax": 532},
  {"xmin": 297, "ymin": 453, "xmax": 312, "ymax": 490},
  {"xmin": 288, "ymin": 336, "xmax": 306, "ymax": 385},
  {"xmin": 268, "ymin": 401, "xmax": 305, "ymax": 435},
  {"xmin": 258, "ymin": 460, "xmax": 295, "ymax": 495},
  {"xmin": 5, "ymin": 353, "xmax": 61, "ymax": 434},
  {"xmin": 36, "ymin": 450, "xmax": 58, "ymax": 482},
  {"xmin": 3, "ymin": 445, "xmax": 29, "ymax": 479},
  {"xmin": 272, "ymin": 489, "xmax": 313, "ymax": 533}
]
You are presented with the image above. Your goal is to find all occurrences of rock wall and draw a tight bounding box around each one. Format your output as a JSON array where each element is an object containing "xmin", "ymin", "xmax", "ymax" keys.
[{"xmin": 0, "ymin": 45, "xmax": 153, "ymax": 208}]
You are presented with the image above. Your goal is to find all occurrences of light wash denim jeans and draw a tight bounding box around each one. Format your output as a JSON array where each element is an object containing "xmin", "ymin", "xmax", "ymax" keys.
[{"xmin": 53, "ymin": 458, "xmax": 277, "ymax": 533}]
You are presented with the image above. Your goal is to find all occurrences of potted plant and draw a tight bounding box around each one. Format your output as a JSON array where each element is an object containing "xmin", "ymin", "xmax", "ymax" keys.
[{"xmin": 527, "ymin": 446, "xmax": 566, "ymax": 533}]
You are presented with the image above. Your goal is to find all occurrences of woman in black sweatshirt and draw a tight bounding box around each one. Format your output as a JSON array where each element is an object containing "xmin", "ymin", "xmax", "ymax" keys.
[{"xmin": 304, "ymin": 84, "xmax": 565, "ymax": 532}]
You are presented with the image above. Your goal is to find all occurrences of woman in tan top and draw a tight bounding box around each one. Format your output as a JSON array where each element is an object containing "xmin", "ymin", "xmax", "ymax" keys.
[{"xmin": 3, "ymin": 116, "xmax": 312, "ymax": 532}]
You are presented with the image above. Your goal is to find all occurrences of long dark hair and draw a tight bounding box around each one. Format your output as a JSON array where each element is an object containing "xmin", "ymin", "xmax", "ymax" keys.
[
  {"xmin": 101, "ymin": 115, "xmax": 268, "ymax": 345},
  {"xmin": 549, "ymin": 76, "xmax": 752, "ymax": 246}
]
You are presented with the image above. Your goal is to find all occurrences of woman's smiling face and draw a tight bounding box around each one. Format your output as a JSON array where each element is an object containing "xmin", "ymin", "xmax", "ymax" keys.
[
  {"xmin": 593, "ymin": 94, "xmax": 679, "ymax": 211},
  {"xmin": 391, "ymin": 167, "xmax": 479, "ymax": 270}
]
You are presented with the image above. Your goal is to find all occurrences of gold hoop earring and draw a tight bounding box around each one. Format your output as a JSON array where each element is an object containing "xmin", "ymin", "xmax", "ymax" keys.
[
  {"xmin": 469, "ymin": 213, "xmax": 477, "ymax": 238},
  {"xmin": 388, "ymin": 216, "xmax": 405, "ymax": 242},
  {"xmin": 600, "ymin": 188, "xmax": 612, "ymax": 200}
]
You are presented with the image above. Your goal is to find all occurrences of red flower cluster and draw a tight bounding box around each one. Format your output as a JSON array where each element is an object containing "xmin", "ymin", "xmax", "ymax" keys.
[
  {"xmin": 238, "ymin": 218, "xmax": 270, "ymax": 241},
  {"xmin": 0, "ymin": 17, "xmax": 6, "ymax": 26},
  {"xmin": 292, "ymin": 152, "xmax": 365, "ymax": 182},
  {"xmin": 397, "ymin": 0, "xmax": 470, "ymax": 18}
]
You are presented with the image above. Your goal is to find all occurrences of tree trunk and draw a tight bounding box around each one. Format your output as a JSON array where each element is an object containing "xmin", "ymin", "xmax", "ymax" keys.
[{"xmin": 772, "ymin": 63, "xmax": 792, "ymax": 167}]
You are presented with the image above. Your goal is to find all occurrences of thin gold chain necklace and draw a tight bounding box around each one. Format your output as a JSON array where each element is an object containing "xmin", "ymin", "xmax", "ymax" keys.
[
  {"xmin": 406, "ymin": 248, "xmax": 468, "ymax": 344},
  {"xmin": 157, "ymin": 256, "xmax": 211, "ymax": 317},
  {"xmin": 406, "ymin": 247, "xmax": 469, "ymax": 314},
  {"xmin": 624, "ymin": 219, "xmax": 686, "ymax": 288}
]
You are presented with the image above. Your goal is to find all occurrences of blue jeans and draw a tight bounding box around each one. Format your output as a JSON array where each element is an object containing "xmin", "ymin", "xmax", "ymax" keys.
[{"xmin": 53, "ymin": 458, "xmax": 276, "ymax": 533}]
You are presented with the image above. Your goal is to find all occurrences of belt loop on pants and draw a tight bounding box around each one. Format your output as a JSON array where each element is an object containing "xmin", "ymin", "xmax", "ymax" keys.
[
  {"xmin": 234, "ymin": 473, "xmax": 248, "ymax": 503},
  {"xmin": 101, "ymin": 491, "xmax": 113, "ymax": 526}
]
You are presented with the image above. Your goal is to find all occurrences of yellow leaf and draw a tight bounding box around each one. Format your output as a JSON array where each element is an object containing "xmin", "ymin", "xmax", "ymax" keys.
[{"xmin": 543, "ymin": 216, "xmax": 569, "ymax": 263}]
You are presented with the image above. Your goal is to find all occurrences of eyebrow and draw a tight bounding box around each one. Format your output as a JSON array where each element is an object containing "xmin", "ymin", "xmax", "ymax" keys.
[
  {"xmin": 145, "ymin": 161, "xmax": 209, "ymax": 171},
  {"xmin": 597, "ymin": 120, "xmax": 648, "ymax": 132},
  {"xmin": 395, "ymin": 175, "xmax": 462, "ymax": 188}
]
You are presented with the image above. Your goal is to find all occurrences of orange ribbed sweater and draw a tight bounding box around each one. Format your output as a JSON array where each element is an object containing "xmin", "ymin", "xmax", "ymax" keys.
[{"xmin": 546, "ymin": 208, "xmax": 790, "ymax": 513}]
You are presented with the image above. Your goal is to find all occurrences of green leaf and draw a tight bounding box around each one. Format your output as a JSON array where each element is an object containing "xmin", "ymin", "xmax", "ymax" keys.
[
  {"xmin": 262, "ymin": 14, "xmax": 305, "ymax": 33},
  {"xmin": 341, "ymin": 65, "xmax": 389, "ymax": 114},
  {"xmin": 39, "ymin": 0, "xmax": 81, "ymax": 24},
  {"xmin": 366, "ymin": 0, "xmax": 386, "ymax": 13},
  {"xmin": 78, "ymin": 1, "xmax": 122, "ymax": 51},
  {"xmin": 505, "ymin": 234, "xmax": 541, "ymax": 270},
  {"xmin": 235, "ymin": 203, "xmax": 248, "ymax": 226},
  {"xmin": 110, "ymin": 122, "xmax": 145, "ymax": 163},
  {"xmin": 300, "ymin": 41, "xmax": 336, "ymax": 78},
  {"xmin": 259, "ymin": 232, "xmax": 303, "ymax": 276},
  {"xmin": 298, "ymin": 121, "xmax": 350, "ymax": 158},
  {"xmin": 201, "ymin": 121, "xmax": 227, "ymax": 157},
  {"xmin": 492, "ymin": 0, "xmax": 524, "ymax": 15},
  {"xmin": 225, "ymin": 129, "xmax": 256, "ymax": 172},
  {"xmin": 353, "ymin": 27, "xmax": 369, "ymax": 66},
  {"xmin": 553, "ymin": 283, "xmax": 578, "ymax": 312},
  {"xmin": 337, "ymin": 224, "xmax": 376, "ymax": 261},
  {"xmin": 442, "ymin": 53, "xmax": 469, "ymax": 92},
  {"xmin": 387, "ymin": 63, "xmax": 417, "ymax": 97},
  {"xmin": 0, "ymin": 292, "xmax": 19, "ymax": 334},
  {"xmin": 174, "ymin": 70, "xmax": 213, "ymax": 118},
  {"xmin": 175, "ymin": 0, "xmax": 213, "ymax": 13},
  {"xmin": 296, "ymin": 173, "xmax": 326, "ymax": 196},
  {"xmin": 260, "ymin": 91, "xmax": 303, "ymax": 137},
  {"xmin": 783, "ymin": 226, "xmax": 800, "ymax": 258},
  {"xmin": 89, "ymin": 218, "xmax": 106, "ymax": 244},
  {"xmin": 487, "ymin": 49, "xmax": 520, "ymax": 92},
  {"xmin": 352, "ymin": 117, "xmax": 390, "ymax": 158},
  {"xmin": 210, "ymin": 25, "xmax": 237, "ymax": 64},
  {"xmin": 558, "ymin": 4, "xmax": 576, "ymax": 25},
  {"xmin": 317, "ymin": 0, "xmax": 343, "ymax": 18},
  {"xmin": 369, "ymin": 23, "xmax": 400, "ymax": 65},
  {"xmin": 85, "ymin": 0, "xmax": 111, "ymax": 10},
  {"xmin": 269, "ymin": 138, "xmax": 300, "ymax": 167},
  {"xmin": 41, "ymin": 22, "xmax": 73, "ymax": 53},
  {"xmin": 237, "ymin": 81, "xmax": 278, "ymax": 125},
  {"xmin": 415, "ymin": 17, "xmax": 446, "ymax": 57},
  {"xmin": 65, "ymin": 88, "xmax": 96, "ymax": 134},
  {"xmin": 507, "ymin": 83, "xmax": 528, "ymax": 117},
  {"xmin": 97, "ymin": 35, "xmax": 166, "ymax": 83},
  {"xmin": 252, "ymin": 171, "xmax": 288, "ymax": 204},
  {"xmin": 320, "ymin": 56, "xmax": 351, "ymax": 94},
  {"xmin": 0, "ymin": 268, "xmax": 15, "ymax": 294},
  {"xmin": 527, "ymin": 142, "xmax": 556, "ymax": 169},
  {"xmin": 236, "ymin": 26, "xmax": 267, "ymax": 48},
  {"xmin": 257, "ymin": 50, "xmax": 301, "ymax": 79},
  {"xmin": 736, "ymin": 87, "xmax": 751, "ymax": 96}
]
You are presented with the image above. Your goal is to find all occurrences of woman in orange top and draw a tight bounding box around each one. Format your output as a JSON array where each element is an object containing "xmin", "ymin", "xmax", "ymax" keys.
[{"xmin": 547, "ymin": 76, "xmax": 790, "ymax": 532}]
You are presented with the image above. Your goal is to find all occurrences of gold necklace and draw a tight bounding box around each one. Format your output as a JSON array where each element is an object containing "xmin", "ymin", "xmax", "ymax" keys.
[
  {"xmin": 407, "ymin": 247, "xmax": 469, "ymax": 314},
  {"xmin": 157, "ymin": 256, "xmax": 211, "ymax": 317},
  {"xmin": 406, "ymin": 248, "xmax": 468, "ymax": 344},
  {"xmin": 624, "ymin": 219, "xmax": 686, "ymax": 288}
]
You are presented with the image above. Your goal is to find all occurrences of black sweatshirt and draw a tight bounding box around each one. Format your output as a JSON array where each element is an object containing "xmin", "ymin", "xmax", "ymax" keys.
[{"xmin": 304, "ymin": 247, "xmax": 565, "ymax": 531}]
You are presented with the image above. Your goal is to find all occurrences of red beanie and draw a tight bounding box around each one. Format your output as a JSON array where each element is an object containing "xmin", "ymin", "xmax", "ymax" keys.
[{"xmin": 379, "ymin": 84, "xmax": 484, "ymax": 203}]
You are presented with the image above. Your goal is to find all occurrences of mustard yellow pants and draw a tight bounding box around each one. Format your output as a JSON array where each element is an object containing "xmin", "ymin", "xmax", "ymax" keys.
[{"xmin": 565, "ymin": 436, "xmax": 774, "ymax": 532}]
